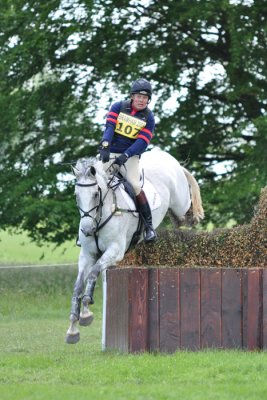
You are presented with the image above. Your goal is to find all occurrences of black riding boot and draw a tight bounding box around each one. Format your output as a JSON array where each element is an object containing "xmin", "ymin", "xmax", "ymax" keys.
[{"xmin": 136, "ymin": 190, "xmax": 157, "ymax": 242}]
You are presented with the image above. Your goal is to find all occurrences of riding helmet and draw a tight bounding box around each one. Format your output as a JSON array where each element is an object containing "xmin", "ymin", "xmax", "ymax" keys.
[{"xmin": 130, "ymin": 78, "xmax": 152, "ymax": 99}]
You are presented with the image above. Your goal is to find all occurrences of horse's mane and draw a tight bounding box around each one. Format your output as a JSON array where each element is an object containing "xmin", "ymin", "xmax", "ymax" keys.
[
  {"xmin": 75, "ymin": 157, "xmax": 107, "ymax": 180},
  {"xmin": 75, "ymin": 157, "xmax": 96, "ymax": 174}
]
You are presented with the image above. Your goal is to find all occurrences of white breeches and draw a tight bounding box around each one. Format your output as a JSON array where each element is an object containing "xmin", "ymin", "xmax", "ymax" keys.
[{"xmin": 108, "ymin": 153, "xmax": 141, "ymax": 195}]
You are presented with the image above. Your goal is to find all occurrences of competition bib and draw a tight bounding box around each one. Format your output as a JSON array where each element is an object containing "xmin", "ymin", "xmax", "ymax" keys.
[{"xmin": 114, "ymin": 112, "xmax": 146, "ymax": 139}]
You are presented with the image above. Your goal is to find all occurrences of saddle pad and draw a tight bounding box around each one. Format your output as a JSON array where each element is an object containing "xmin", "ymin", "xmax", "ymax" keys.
[{"xmin": 119, "ymin": 179, "xmax": 161, "ymax": 215}]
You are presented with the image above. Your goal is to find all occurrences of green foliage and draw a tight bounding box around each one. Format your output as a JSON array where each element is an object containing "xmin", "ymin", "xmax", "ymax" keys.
[
  {"xmin": 0, "ymin": 0, "xmax": 266, "ymax": 243},
  {"xmin": 124, "ymin": 186, "xmax": 267, "ymax": 268}
]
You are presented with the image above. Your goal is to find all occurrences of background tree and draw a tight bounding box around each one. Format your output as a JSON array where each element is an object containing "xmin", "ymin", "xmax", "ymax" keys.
[{"xmin": 0, "ymin": 0, "xmax": 266, "ymax": 244}]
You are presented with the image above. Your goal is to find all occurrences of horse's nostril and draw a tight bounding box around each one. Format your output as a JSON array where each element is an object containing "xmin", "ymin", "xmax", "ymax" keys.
[{"xmin": 81, "ymin": 229, "xmax": 91, "ymax": 237}]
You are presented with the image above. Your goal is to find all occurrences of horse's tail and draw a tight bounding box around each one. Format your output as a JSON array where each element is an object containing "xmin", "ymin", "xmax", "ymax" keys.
[{"xmin": 182, "ymin": 167, "xmax": 204, "ymax": 223}]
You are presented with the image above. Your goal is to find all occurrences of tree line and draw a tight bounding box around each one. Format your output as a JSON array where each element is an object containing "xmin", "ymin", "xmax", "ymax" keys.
[{"xmin": 0, "ymin": 0, "xmax": 266, "ymax": 244}]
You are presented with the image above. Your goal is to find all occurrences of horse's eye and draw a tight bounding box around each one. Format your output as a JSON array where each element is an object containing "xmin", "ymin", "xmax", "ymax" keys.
[{"xmin": 94, "ymin": 192, "xmax": 99, "ymax": 199}]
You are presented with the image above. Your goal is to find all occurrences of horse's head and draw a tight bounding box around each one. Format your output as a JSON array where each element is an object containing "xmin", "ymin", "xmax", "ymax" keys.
[{"xmin": 73, "ymin": 158, "xmax": 107, "ymax": 238}]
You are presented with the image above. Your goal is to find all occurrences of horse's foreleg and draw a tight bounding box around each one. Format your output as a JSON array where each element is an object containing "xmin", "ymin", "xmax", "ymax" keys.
[
  {"xmin": 66, "ymin": 249, "xmax": 96, "ymax": 344},
  {"xmin": 79, "ymin": 277, "xmax": 95, "ymax": 327},
  {"xmin": 70, "ymin": 272, "xmax": 84, "ymax": 319},
  {"xmin": 80, "ymin": 243, "xmax": 125, "ymax": 325},
  {"xmin": 79, "ymin": 278, "xmax": 97, "ymax": 327},
  {"xmin": 66, "ymin": 271, "xmax": 84, "ymax": 344}
]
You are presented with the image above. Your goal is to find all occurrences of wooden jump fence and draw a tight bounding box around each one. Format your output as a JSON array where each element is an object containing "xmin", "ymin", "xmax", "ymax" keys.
[{"xmin": 102, "ymin": 267, "xmax": 267, "ymax": 353}]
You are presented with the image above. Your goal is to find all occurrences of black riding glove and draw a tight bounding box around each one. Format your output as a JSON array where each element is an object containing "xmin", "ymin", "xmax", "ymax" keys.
[
  {"xmin": 114, "ymin": 153, "xmax": 128, "ymax": 167},
  {"xmin": 99, "ymin": 147, "xmax": 110, "ymax": 163}
]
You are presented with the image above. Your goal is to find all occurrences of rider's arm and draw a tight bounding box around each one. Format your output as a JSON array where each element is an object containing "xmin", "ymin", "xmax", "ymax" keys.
[{"xmin": 101, "ymin": 101, "xmax": 122, "ymax": 144}]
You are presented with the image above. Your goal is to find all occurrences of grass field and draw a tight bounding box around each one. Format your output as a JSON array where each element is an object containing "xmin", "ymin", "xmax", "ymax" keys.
[
  {"xmin": 1, "ymin": 232, "xmax": 267, "ymax": 399},
  {"xmin": 0, "ymin": 230, "xmax": 79, "ymax": 265}
]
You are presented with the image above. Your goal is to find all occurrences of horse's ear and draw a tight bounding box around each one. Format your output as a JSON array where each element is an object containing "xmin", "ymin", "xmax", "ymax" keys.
[
  {"xmin": 71, "ymin": 166, "xmax": 81, "ymax": 178},
  {"xmin": 90, "ymin": 166, "xmax": 96, "ymax": 176},
  {"xmin": 84, "ymin": 166, "xmax": 96, "ymax": 177}
]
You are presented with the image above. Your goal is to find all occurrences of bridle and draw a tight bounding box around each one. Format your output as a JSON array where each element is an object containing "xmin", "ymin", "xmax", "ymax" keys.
[
  {"xmin": 75, "ymin": 169, "xmax": 138, "ymax": 253},
  {"xmin": 75, "ymin": 181, "xmax": 103, "ymax": 221},
  {"xmin": 75, "ymin": 179, "xmax": 118, "ymax": 252}
]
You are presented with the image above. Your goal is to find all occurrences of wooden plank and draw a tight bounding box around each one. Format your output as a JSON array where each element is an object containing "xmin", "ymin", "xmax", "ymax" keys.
[
  {"xmin": 105, "ymin": 267, "xmax": 266, "ymax": 353},
  {"xmin": 222, "ymin": 269, "xmax": 242, "ymax": 348},
  {"xmin": 201, "ymin": 269, "xmax": 222, "ymax": 348},
  {"xmin": 159, "ymin": 268, "xmax": 180, "ymax": 353},
  {"xmin": 105, "ymin": 268, "xmax": 129, "ymax": 351},
  {"xmin": 128, "ymin": 268, "xmax": 149, "ymax": 352},
  {"xmin": 147, "ymin": 268, "xmax": 160, "ymax": 352},
  {"xmin": 262, "ymin": 270, "xmax": 267, "ymax": 349},
  {"xmin": 180, "ymin": 268, "xmax": 201, "ymax": 350},
  {"xmin": 246, "ymin": 269, "xmax": 262, "ymax": 350},
  {"xmin": 242, "ymin": 270, "xmax": 248, "ymax": 348}
]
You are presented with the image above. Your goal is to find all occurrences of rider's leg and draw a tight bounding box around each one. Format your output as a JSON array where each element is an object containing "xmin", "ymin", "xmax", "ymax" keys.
[
  {"xmin": 135, "ymin": 189, "xmax": 157, "ymax": 242},
  {"xmin": 107, "ymin": 153, "xmax": 157, "ymax": 242},
  {"xmin": 126, "ymin": 156, "xmax": 157, "ymax": 242}
]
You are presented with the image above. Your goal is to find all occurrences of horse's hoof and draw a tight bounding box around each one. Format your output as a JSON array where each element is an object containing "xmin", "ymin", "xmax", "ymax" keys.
[
  {"xmin": 65, "ymin": 332, "xmax": 80, "ymax": 344},
  {"xmin": 79, "ymin": 312, "xmax": 94, "ymax": 327}
]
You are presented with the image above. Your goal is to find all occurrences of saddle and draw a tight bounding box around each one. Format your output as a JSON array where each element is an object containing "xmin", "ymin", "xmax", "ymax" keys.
[
  {"xmin": 113, "ymin": 171, "xmax": 161, "ymax": 214},
  {"xmin": 109, "ymin": 172, "xmax": 161, "ymax": 250}
]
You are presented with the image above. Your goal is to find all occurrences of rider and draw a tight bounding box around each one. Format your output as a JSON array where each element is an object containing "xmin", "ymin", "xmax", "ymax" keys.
[{"xmin": 99, "ymin": 78, "xmax": 157, "ymax": 242}]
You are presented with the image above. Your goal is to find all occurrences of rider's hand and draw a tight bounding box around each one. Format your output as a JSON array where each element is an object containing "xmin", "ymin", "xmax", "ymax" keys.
[
  {"xmin": 114, "ymin": 153, "xmax": 128, "ymax": 167},
  {"xmin": 100, "ymin": 148, "xmax": 110, "ymax": 163}
]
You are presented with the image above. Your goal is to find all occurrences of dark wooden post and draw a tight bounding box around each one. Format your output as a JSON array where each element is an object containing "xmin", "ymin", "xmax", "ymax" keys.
[
  {"xmin": 159, "ymin": 268, "xmax": 180, "ymax": 352},
  {"xmin": 128, "ymin": 268, "xmax": 149, "ymax": 352},
  {"xmin": 105, "ymin": 267, "xmax": 149, "ymax": 353},
  {"xmin": 180, "ymin": 269, "xmax": 201, "ymax": 350},
  {"xmin": 262, "ymin": 270, "xmax": 267, "ymax": 349},
  {"xmin": 243, "ymin": 269, "xmax": 263, "ymax": 350},
  {"xmin": 221, "ymin": 269, "xmax": 242, "ymax": 349},
  {"xmin": 147, "ymin": 268, "xmax": 160, "ymax": 352},
  {"xmin": 201, "ymin": 269, "xmax": 222, "ymax": 348},
  {"xmin": 105, "ymin": 268, "xmax": 129, "ymax": 352}
]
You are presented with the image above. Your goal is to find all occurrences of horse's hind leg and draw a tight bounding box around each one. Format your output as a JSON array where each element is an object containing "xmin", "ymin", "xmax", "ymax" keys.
[{"xmin": 168, "ymin": 209, "xmax": 186, "ymax": 227}]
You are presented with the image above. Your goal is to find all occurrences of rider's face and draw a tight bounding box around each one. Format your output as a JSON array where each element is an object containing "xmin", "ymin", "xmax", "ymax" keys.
[{"xmin": 131, "ymin": 93, "xmax": 149, "ymax": 110}]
